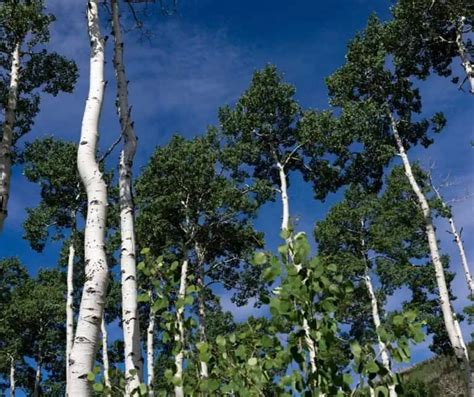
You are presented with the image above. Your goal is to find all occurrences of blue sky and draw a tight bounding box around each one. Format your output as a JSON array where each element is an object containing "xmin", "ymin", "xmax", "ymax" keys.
[{"xmin": 1, "ymin": 0, "xmax": 473, "ymax": 377}]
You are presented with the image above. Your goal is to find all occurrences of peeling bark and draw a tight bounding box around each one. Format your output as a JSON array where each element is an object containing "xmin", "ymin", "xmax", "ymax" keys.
[
  {"xmin": 390, "ymin": 114, "xmax": 473, "ymax": 397},
  {"xmin": 111, "ymin": 0, "xmax": 142, "ymax": 393},
  {"xmin": 68, "ymin": 1, "xmax": 109, "ymax": 395},
  {"xmin": 174, "ymin": 258, "xmax": 188, "ymax": 397},
  {"xmin": 0, "ymin": 42, "xmax": 21, "ymax": 231}
]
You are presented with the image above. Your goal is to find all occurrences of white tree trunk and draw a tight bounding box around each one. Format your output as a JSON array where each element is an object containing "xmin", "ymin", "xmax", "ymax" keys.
[
  {"xmin": 68, "ymin": 1, "xmax": 108, "ymax": 395},
  {"xmin": 363, "ymin": 272, "xmax": 397, "ymax": 397},
  {"xmin": 33, "ymin": 362, "xmax": 41, "ymax": 397},
  {"xmin": 9, "ymin": 356, "xmax": 15, "ymax": 397},
  {"xmin": 101, "ymin": 317, "xmax": 111, "ymax": 390},
  {"xmin": 448, "ymin": 216, "xmax": 474, "ymax": 296},
  {"xmin": 390, "ymin": 115, "xmax": 473, "ymax": 397},
  {"xmin": 277, "ymin": 162, "xmax": 318, "ymax": 375},
  {"xmin": 66, "ymin": 233, "xmax": 75, "ymax": 394},
  {"xmin": 111, "ymin": 0, "xmax": 142, "ymax": 393},
  {"xmin": 456, "ymin": 17, "xmax": 474, "ymax": 94},
  {"xmin": 0, "ymin": 42, "xmax": 21, "ymax": 231},
  {"xmin": 277, "ymin": 163, "xmax": 290, "ymax": 232},
  {"xmin": 147, "ymin": 301, "xmax": 155, "ymax": 397},
  {"xmin": 430, "ymin": 182, "xmax": 474, "ymax": 296},
  {"xmin": 174, "ymin": 258, "xmax": 188, "ymax": 397},
  {"xmin": 197, "ymin": 276, "xmax": 209, "ymax": 379},
  {"xmin": 195, "ymin": 244, "xmax": 209, "ymax": 379}
]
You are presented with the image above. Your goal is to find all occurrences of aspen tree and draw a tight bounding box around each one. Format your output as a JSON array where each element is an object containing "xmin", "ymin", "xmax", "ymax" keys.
[
  {"xmin": 110, "ymin": 0, "xmax": 142, "ymax": 392},
  {"xmin": 0, "ymin": 0, "xmax": 77, "ymax": 230},
  {"xmin": 68, "ymin": 0, "xmax": 109, "ymax": 394}
]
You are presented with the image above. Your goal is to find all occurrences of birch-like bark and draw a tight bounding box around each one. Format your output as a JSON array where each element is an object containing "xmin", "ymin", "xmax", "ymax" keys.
[
  {"xmin": 33, "ymin": 361, "xmax": 42, "ymax": 397},
  {"xmin": 66, "ymin": 225, "xmax": 76, "ymax": 394},
  {"xmin": 277, "ymin": 162, "xmax": 318, "ymax": 375},
  {"xmin": 430, "ymin": 181, "xmax": 474, "ymax": 296},
  {"xmin": 390, "ymin": 114, "xmax": 473, "ymax": 396},
  {"xmin": 101, "ymin": 317, "xmax": 111, "ymax": 389},
  {"xmin": 174, "ymin": 258, "xmax": 189, "ymax": 397},
  {"xmin": 111, "ymin": 0, "xmax": 142, "ymax": 392},
  {"xmin": 360, "ymin": 219, "xmax": 396, "ymax": 397},
  {"xmin": 195, "ymin": 243, "xmax": 209, "ymax": 379},
  {"xmin": 456, "ymin": 16, "xmax": 474, "ymax": 94},
  {"xmin": 0, "ymin": 42, "xmax": 21, "ymax": 231},
  {"xmin": 363, "ymin": 272, "xmax": 396, "ymax": 397},
  {"xmin": 147, "ymin": 300, "xmax": 155, "ymax": 397},
  {"xmin": 68, "ymin": 2, "xmax": 108, "ymax": 395},
  {"xmin": 9, "ymin": 356, "xmax": 15, "ymax": 397}
]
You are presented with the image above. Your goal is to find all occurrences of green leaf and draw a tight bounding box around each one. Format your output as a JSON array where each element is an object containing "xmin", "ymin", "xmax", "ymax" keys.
[
  {"xmin": 87, "ymin": 372, "xmax": 95, "ymax": 382},
  {"xmin": 253, "ymin": 251, "xmax": 267, "ymax": 265},
  {"xmin": 216, "ymin": 335, "xmax": 226, "ymax": 347},
  {"xmin": 93, "ymin": 382, "xmax": 104, "ymax": 392},
  {"xmin": 137, "ymin": 293, "xmax": 150, "ymax": 303},
  {"xmin": 248, "ymin": 357, "xmax": 258, "ymax": 366}
]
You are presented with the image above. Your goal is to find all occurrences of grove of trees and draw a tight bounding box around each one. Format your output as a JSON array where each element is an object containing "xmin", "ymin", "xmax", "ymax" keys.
[{"xmin": 0, "ymin": 0, "xmax": 472, "ymax": 396}]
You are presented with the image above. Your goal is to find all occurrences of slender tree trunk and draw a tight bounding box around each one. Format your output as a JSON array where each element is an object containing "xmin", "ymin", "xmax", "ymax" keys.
[
  {"xmin": 147, "ymin": 300, "xmax": 155, "ymax": 397},
  {"xmin": 277, "ymin": 163, "xmax": 290, "ymax": 231},
  {"xmin": 111, "ymin": 0, "xmax": 142, "ymax": 392},
  {"xmin": 390, "ymin": 115, "xmax": 473, "ymax": 397},
  {"xmin": 174, "ymin": 258, "xmax": 189, "ymax": 397},
  {"xmin": 66, "ymin": 225, "xmax": 76, "ymax": 394},
  {"xmin": 0, "ymin": 42, "xmax": 21, "ymax": 231},
  {"xmin": 277, "ymin": 162, "xmax": 318, "ymax": 375},
  {"xmin": 68, "ymin": 2, "xmax": 108, "ymax": 395},
  {"xmin": 360, "ymin": 219, "xmax": 396, "ymax": 396},
  {"xmin": 195, "ymin": 244, "xmax": 209, "ymax": 380},
  {"xmin": 101, "ymin": 316, "xmax": 111, "ymax": 390},
  {"xmin": 363, "ymin": 272, "xmax": 396, "ymax": 397},
  {"xmin": 456, "ymin": 16, "xmax": 474, "ymax": 94},
  {"xmin": 430, "ymin": 181, "xmax": 474, "ymax": 296},
  {"xmin": 33, "ymin": 361, "xmax": 42, "ymax": 397},
  {"xmin": 9, "ymin": 356, "xmax": 15, "ymax": 397}
]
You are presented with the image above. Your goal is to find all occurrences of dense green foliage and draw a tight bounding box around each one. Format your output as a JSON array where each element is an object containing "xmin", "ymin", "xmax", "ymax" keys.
[{"xmin": 0, "ymin": 0, "xmax": 472, "ymax": 396}]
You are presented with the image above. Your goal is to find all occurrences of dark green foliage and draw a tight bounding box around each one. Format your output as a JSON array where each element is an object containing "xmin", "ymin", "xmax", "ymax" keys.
[
  {"xmin": 136, "ymin": 130, "xmax": 265, "ymax": 304},
  {"xmin": 387, "ymin": 0, "xmax": 473, "ymax": 88},
  {"xmin": 323, "ymin": 16, "xmax": 445, "ymax": 192},
  {"xmin": 0, "ymin": 0, "xmax": 78, "ymax": 147},
  {"xmin": 22, "ymin": 137, "xmax": 84, "ymax": 252},
  {"xmin": 219, "ymin": 65, "xmax": 302, "ymax": 202},
  {"xmin": 0, "ymin": 261, "xmax": 66, "ymax": 395}
]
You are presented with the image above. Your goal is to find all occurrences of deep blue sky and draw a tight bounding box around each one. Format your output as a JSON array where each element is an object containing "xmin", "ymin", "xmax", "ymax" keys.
[{"xmin": 1, "ymin": 0, "xmax": 473, "ymax": 372}]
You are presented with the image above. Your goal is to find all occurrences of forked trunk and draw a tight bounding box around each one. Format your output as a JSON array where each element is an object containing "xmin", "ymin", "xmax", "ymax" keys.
[
  {"xmin": 111, "ymin": 0, "xmax": 142, "ymax": 392},
  {"xmin": 0, "ymin": 42, "xmax": 21, "ymax": 230},
  {"xmin": 147, "ymin": 300, "xmax": 155, "ymax": 397},
  {"xmin": 174, "ymin": 258, "xmax": 189, "ymax": 397},
  {"xmin": 390, "ymin": 115, "xmax": 473, "ymax": 397},
  {"xmin": 68, "ymin": 1, "xmax": 108, "ymax": 395}
]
